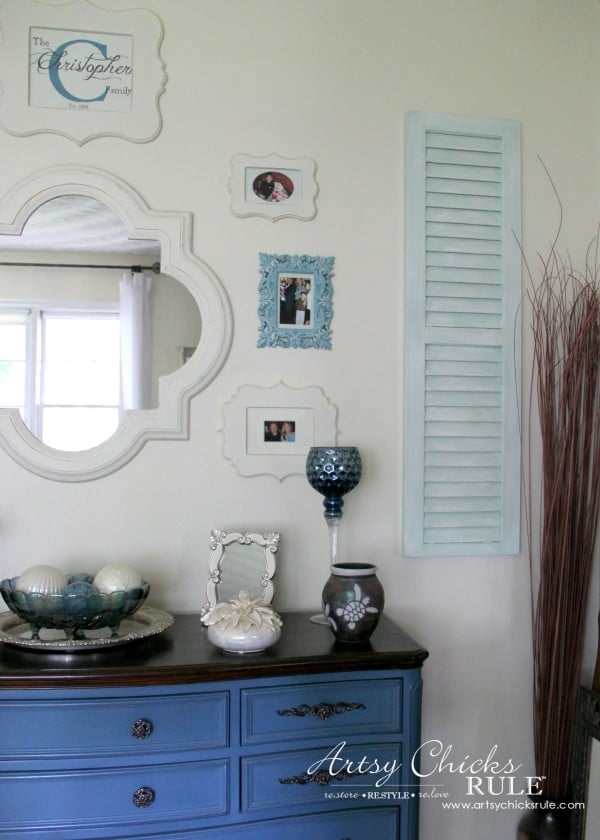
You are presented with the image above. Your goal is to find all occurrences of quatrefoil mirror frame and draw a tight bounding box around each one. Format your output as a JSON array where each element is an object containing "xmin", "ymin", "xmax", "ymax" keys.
[
  {"xmin": 202, "ymin": 530, "xmax": 280, "ymax": 616},
  {"xmin": 0, "ymin": 164, "xmax": 233, "ymax": 481}
]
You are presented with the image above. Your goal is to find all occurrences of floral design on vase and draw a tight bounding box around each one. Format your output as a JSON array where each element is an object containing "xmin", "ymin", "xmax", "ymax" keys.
[{"xmin": 325, "ymin": 582, "xmax": 379, "ymax": 632}]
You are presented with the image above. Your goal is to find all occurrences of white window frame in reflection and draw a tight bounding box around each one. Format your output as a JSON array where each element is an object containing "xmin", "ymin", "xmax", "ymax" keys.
[
  {"xmin": 0, "ymin": 308, "xmax": 29, "ymax": 418},
  {"xmin": 39, "ymin": 308, "xmax": 121, "ymax": 450},
  {"xmin": 0, "ymin": 301, "xmax": 121, "ymax": 450}
]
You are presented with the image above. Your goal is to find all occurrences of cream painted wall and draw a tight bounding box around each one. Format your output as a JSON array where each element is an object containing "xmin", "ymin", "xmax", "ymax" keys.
[{"xmin": 0, "ymin": 1, "xmax": 598, "ymax": 838}]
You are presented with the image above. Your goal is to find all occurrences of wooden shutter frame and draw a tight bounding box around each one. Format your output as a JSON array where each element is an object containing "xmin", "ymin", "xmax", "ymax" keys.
[{"xmin": 403, "ymin": 112, "xmax": 521, "ymax": 557}]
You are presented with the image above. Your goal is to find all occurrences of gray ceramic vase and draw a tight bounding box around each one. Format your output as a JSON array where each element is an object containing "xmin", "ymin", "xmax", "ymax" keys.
[{"xmin": 322, "ymin": 562, "xmax": 384, "ymax": 643}]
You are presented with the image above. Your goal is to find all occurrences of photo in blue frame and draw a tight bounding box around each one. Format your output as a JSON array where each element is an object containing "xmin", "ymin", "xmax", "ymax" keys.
[{"xmin": 257, "ymin": 253, "xmax": 334, "ymax": 349}]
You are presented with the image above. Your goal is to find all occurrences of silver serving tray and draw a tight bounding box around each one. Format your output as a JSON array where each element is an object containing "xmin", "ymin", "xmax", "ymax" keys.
[{"xmin": 0, "ymin": 607, "xmax": 174, "ymax": 652}]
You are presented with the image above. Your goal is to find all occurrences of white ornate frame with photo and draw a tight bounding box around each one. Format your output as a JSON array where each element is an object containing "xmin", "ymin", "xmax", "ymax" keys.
[
  {"xmin": 227, "ymin": 153, "xmax": 318, "ymax": 221},
  {"xmin": 221, "ymin": 382, "xmax": 338, "ymax": 480}
]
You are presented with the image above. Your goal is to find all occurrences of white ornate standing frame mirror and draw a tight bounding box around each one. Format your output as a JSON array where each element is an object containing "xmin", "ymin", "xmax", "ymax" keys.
[
  {"xmin": 0, "ymin": 165, "xmax": 232, "ymax": 480},
  {"xmin": 202, "ymin": 530, "xmax": 280, "ymax": 616}
]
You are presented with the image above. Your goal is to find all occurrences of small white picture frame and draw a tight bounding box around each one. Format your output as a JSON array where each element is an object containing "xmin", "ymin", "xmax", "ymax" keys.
[
  {"xmin": 227, "ymin": 153, "xmax": 319, "ymax": 221},
  {"xmin": 0, "ymin": 0, "xmax": 166, "ymax": 145},
  {"xmin": 221, "ymin": 382, "xmax": 338, "ymax": 480},
  {"xmin": 202, "ymin": 530, "xmax": 280, "ymax": 615}
]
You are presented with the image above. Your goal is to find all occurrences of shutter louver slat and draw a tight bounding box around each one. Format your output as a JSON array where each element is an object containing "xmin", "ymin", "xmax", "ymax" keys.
[
  {"xmin": 425, "ymin": 496, "xmax": 500, "ymax": 513},
  {"xmin": 427, "ymin": 253, "xmax": 501, "ymax": 269},
  {"xmin": 427, "ymin": 193, "xmax": 501, "ymax": 211},
  {"xmin": 427, "ymin": 237, "xmax": 502, "ymax": 254},
  {"xmin": 426, "ymin": 164, "xmax": 502, "ymax": 183},
  {"xmin": 426, "ymin": 267, "xmax": 501, "ymax": 285},
  {"xmin": 404, "ymin": 112, "xmax": 521, "ymax": 556},
  {"xmin": 427, "ymin": 222, "xmax": 502, "ymax": 239},
  {"xmin": 426, "ymin": 177, "xmax": 502, "ymax": 197},
  {"xmin": 425, "ymin": 436, "xmax": 502, "ymax": 453},
  {"xmin": 427, "ymin": 208, "xmax": 503, "ymax": 225},
  {"xmin": 425, "ymin": 451, "xmax": 501, "ymax": 468},
  {"xmin": 426, "ymin": 283, "xmax": 502, "ymax": 300},
  {"xmin": 425, "ymin": 132, "xmax": 502, "ymax": 152},
  {"xmin": 426, "ymin": 149, "xmax": 502, "ymax": 167}
]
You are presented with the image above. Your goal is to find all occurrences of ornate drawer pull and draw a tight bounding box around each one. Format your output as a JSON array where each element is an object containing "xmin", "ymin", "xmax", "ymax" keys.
[
  {"xmin": 279, "ymin": 768, "xmax": 358, "ymax": 786},
  {"xmin": 277, "ymin": 701, "xmax": 366, "ymax": 720},
  {"xmin": 130, "ymin": 718, "xmax": 153, "ymax": 740},
  {"xmin": 132, "ymin": 786, "xmax": 156, "ymax": 808}
]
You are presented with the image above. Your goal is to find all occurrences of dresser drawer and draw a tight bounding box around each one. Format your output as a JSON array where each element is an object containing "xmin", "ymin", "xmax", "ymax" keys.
[
  {"xmin": 238, "ymin": 807, "xmax": 399, "ymax": 840},
  {"xmin": 242, "ymin": 742, "xmax": 403, "ymax": 813},
  {"xmin": 99, "ymin": 806, "xmax": 401, "ymax": 839},
  {"xmin": 241, "ymin": 678, "xmax": 402, "ymax": 745},
  {"xmin": 0, "ymin": 692, "xmax": 229, "ymax": 759},
  {"xmin": 0, "ymin": 758, "xmax": 228, "ymax": 831},
  {"xmin": 217, "ymin": 807, "xmax": 399, "ymax": 840}
]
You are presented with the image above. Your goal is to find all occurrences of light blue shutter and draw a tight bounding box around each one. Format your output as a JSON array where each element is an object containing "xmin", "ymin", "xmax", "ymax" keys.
[{"xmin": 403, "ymin": 112, "xmax": 521, "ymax": 557}]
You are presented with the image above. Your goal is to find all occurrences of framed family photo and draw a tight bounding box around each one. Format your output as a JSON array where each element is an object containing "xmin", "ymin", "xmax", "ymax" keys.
[
  {"xmin": 228, "ymin": 153, "xmax": 318, "ymax": 221},
  {"xmin": 247, "ymin": 411, "xmax": 313, "ymax": 455},
  {"xmin": 257, "ymin": 253, "xmax": 334, "ymax": 349},
  {"xmin": 221, "ymin": 382, "xmax": 339, "ymax": 480}
]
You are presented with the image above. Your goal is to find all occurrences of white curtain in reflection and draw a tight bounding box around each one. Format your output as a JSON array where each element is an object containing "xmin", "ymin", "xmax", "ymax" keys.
[{"xmin": 120, "ymin": 271, "xmax": 153, "ymax": 411}]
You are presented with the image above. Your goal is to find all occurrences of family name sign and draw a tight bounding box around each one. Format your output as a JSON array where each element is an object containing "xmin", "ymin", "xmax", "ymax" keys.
[
  {"xmin": 0, "ymin": 0, "xmax": 166, "ymax": 144},
  {"xmin": 29, "ymin": 27, "xmax": 133, "ymax": 112}
]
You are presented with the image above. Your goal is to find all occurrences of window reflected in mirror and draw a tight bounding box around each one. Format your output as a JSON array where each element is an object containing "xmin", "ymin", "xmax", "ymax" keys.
[{"xmin": 0, "ymin": 196, "xmax": 201, "ymax": 451}]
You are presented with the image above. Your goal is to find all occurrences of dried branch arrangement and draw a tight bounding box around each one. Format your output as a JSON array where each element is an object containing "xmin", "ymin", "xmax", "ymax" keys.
[{"xmin": 525, "ymin": 206, "xmax": 600, "ymax": 800}]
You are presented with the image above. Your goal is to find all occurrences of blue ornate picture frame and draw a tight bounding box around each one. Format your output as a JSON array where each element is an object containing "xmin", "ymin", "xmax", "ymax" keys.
[{"xmin": 257, "ymin": 253, "xmax": 334, "ymax": 349}]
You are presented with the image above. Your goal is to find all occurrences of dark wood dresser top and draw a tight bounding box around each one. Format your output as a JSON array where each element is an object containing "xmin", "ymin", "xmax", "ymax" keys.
[{"xmin": 0, "ymin": 611, "xmax": 428, "ymax": 689}]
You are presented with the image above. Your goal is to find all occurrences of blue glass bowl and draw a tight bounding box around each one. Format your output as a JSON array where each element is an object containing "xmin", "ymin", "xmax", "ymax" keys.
[{"xmin": 0, "ymin": 573, "xmax": 150, "ymax": 640}]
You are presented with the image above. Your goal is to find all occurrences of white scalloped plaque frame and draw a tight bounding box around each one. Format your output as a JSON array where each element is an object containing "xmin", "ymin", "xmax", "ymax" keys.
[
  {"xmin": 221, "ymin": 382, "xmax": 339, "ymax": 481},
  {"xmin": 0, "ymin": 165, "xmax": 233, "ymax": 481},
  {"xmin": 0, "ymin": 0, "xmax": 166, "ymax": 145},
  {"xmin": 227, "ymin": 154, "xmax": 318, "ymax": 222}
]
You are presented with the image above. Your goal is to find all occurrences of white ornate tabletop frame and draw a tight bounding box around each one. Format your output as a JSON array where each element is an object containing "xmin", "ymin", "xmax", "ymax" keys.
[
  {"xmin": 221, "ymin": 382, "xmax": 339, "ymax": 480},
  {"xmin": 202, "ymin": 530, "xmax": 280, "ymax": 615},
  {"xmin": 0, "ymin": 0, "xmax": 166, "ymax": 145},
  {"xmin": 228, "ymin": 154, "xmax": 318, "ymax": 222}
]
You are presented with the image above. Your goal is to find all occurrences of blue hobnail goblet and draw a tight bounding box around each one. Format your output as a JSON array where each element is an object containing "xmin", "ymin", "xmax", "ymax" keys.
[
  {"xmin": 306, "ymin": 446, "xmax": 362, "ymax": 526},
  {"xmin": 306, "ymin": 446, "xmax": 362, "ymax": 624}
]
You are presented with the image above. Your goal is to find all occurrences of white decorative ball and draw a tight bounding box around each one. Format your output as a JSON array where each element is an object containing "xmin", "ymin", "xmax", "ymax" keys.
[
  {"xmin": 93, "ymin": 564, "xmax": 143, "ymax": 594},
  {"xmin": 17, "ymin": 565, "xmax": 68, "ymax": 595}
]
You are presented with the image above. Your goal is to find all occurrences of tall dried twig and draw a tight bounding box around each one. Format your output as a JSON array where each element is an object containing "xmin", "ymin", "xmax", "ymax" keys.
[{"xmin": 524, "ymin": 179, "xmax": 600, "ymax": 799}]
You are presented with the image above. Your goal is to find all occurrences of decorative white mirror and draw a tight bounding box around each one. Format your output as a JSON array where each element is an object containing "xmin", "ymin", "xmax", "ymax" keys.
[
  {"xmin": 0, "ymin": 165, "xmax": 232, "ymax": 480},
  {"xmin": 202, "ymin": 530, "xmax": 280, "ymax": 616}
]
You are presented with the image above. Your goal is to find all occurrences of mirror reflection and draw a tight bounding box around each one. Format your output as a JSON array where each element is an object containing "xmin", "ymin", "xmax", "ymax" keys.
[
  {"xmin": 0, "ymin": 196, "xmax": 201, "ymax": 451},
  {"xmin": 202, "ymin": 530, "xmax": 280, "ymax": 616}
]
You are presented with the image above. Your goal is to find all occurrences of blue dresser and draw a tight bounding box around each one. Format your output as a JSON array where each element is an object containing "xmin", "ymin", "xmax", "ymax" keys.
[{"xmin": 0, "ymin": 612, "xmax": 428, "ymax": 839}]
